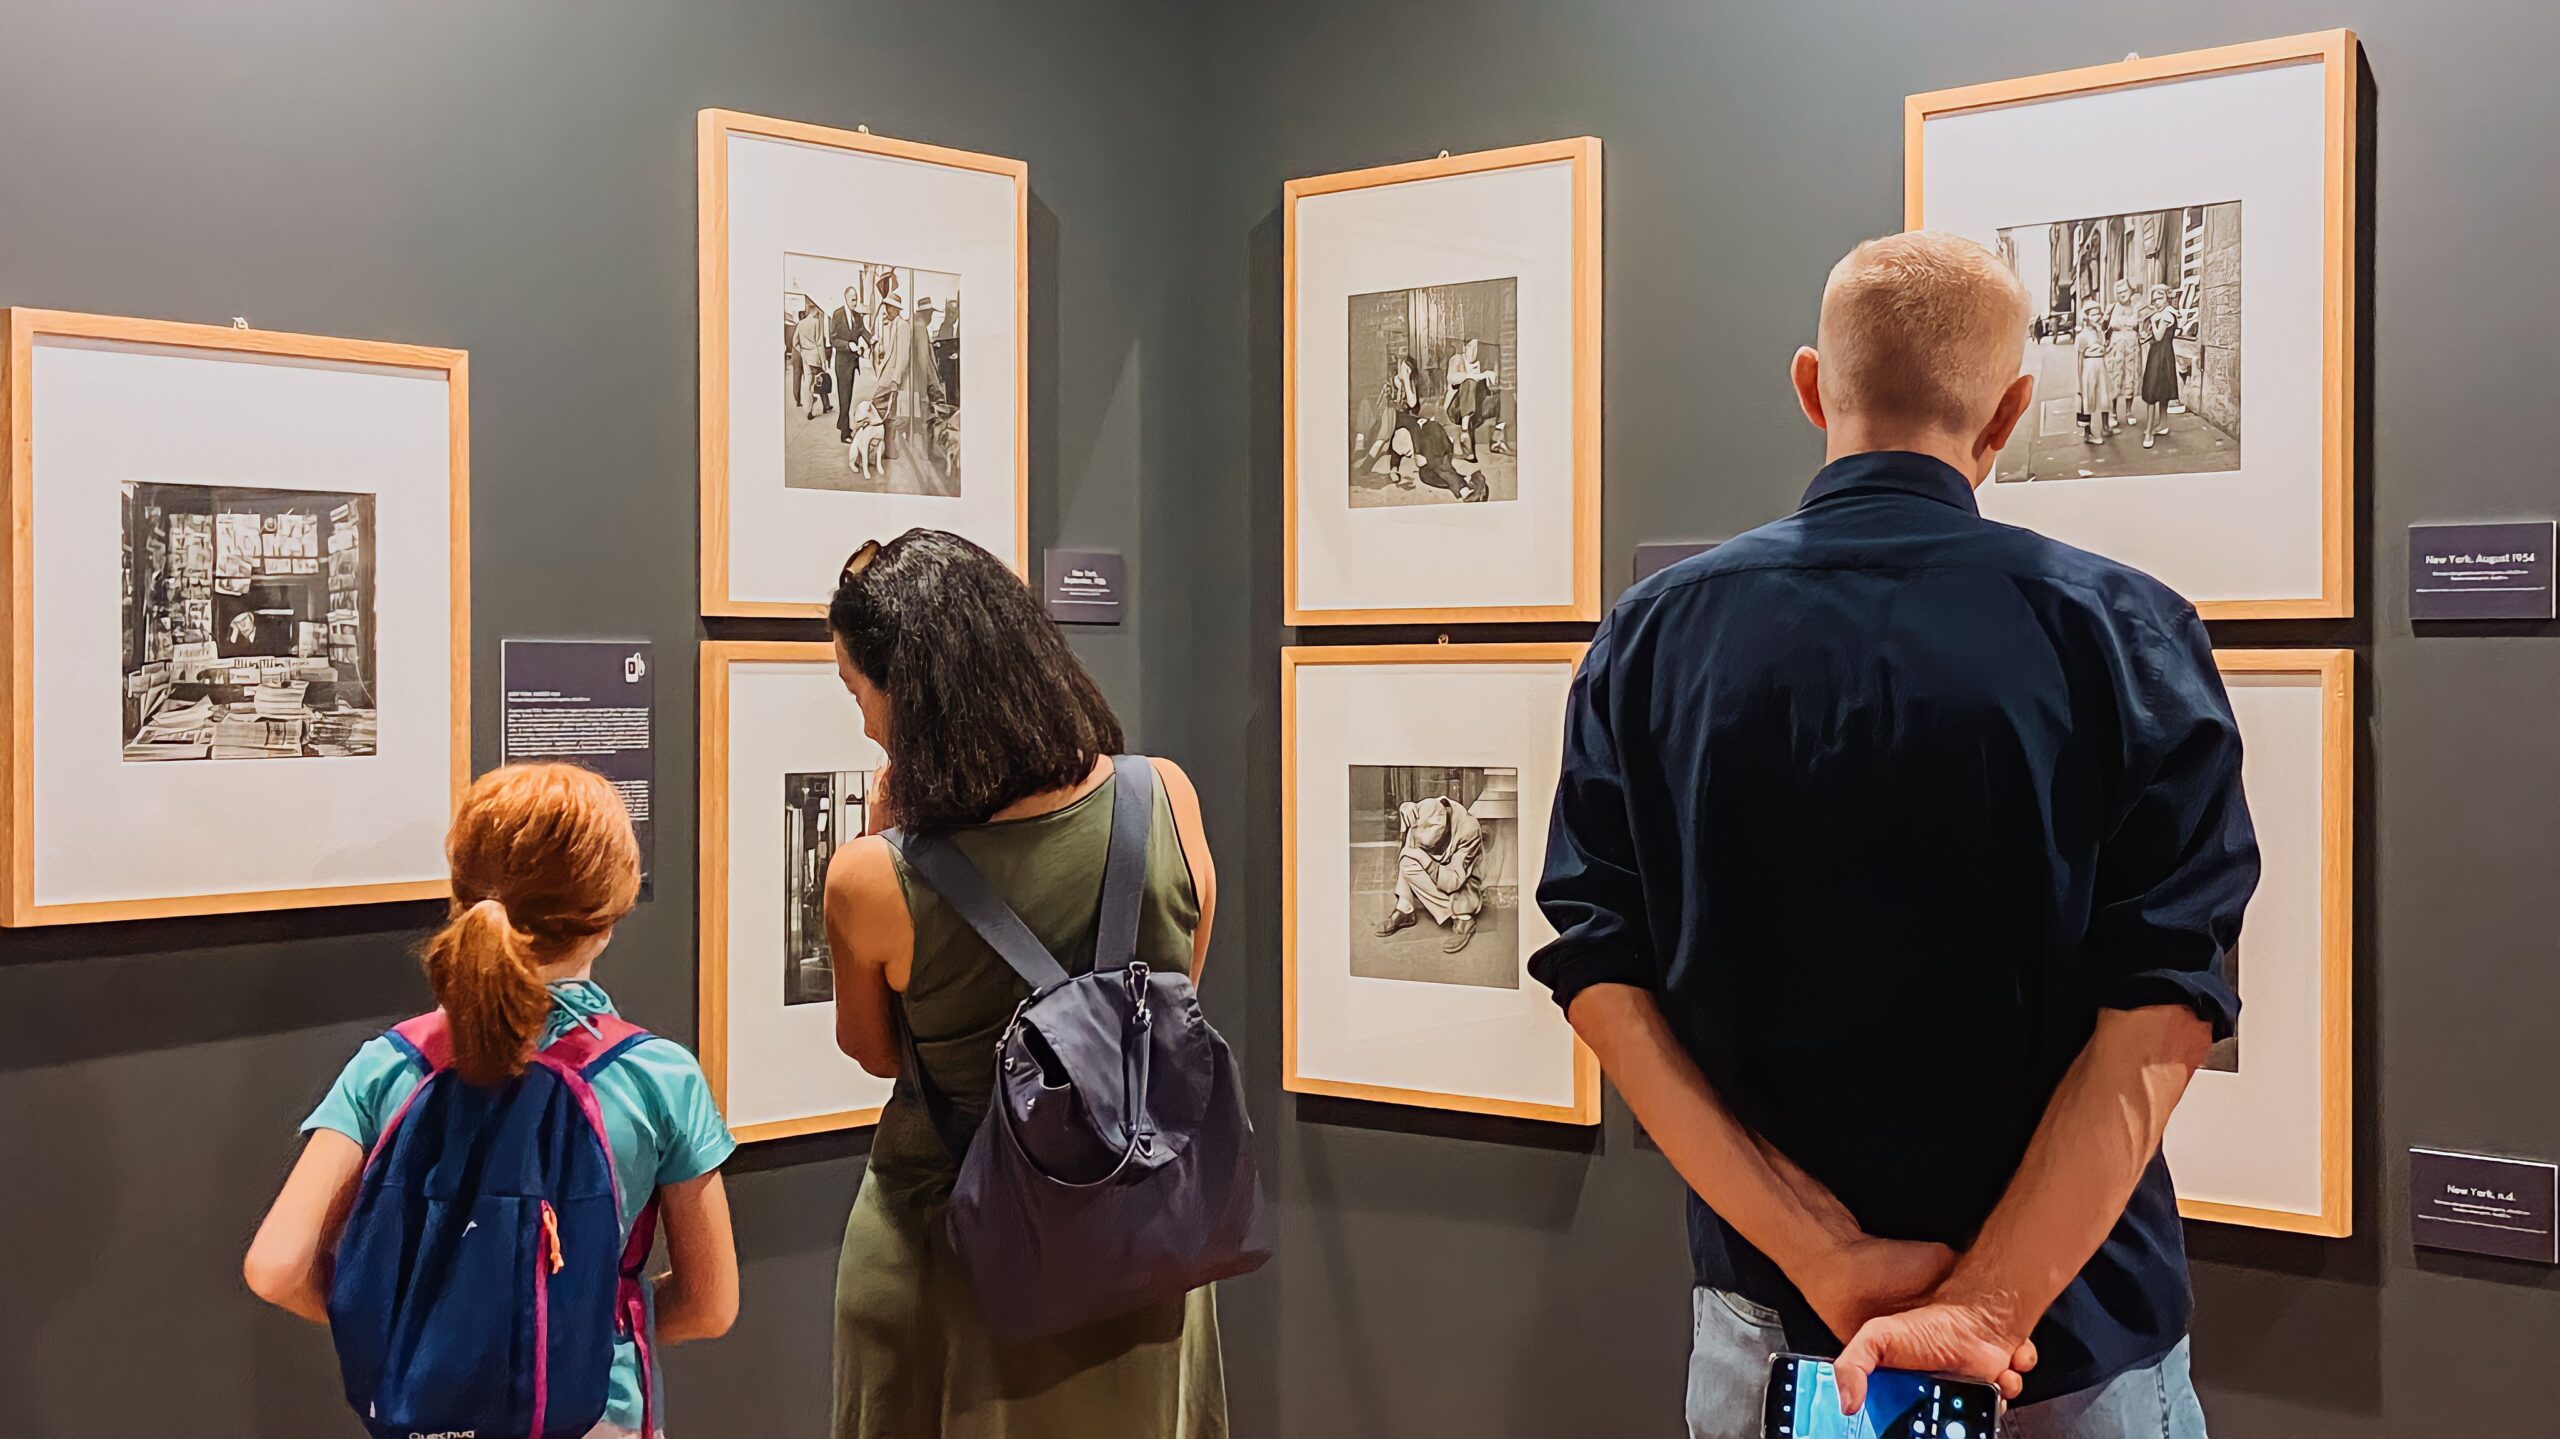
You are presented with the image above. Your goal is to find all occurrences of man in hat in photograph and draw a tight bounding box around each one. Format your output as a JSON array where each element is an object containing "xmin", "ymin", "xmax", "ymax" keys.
[{"xmin": 870, "ymin": 291, "xmax": 944, "ymax": 478}]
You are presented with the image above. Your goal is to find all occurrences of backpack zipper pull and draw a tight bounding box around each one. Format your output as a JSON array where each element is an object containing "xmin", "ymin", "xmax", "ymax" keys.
[{"xmin": 541, "ymin": 1201, "xmax": 565, "ymax": 1274}]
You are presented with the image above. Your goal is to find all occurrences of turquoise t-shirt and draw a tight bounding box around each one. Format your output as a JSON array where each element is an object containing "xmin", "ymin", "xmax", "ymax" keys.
[{"xmin": 303, "ymin": 980, "xmax": 736, "ymax": 1434}]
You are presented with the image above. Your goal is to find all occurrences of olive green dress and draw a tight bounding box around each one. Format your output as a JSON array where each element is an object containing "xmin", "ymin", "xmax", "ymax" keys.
[{"xmin": 832, "ymin": 769, "xmax": 1229, "ymax": 1439}]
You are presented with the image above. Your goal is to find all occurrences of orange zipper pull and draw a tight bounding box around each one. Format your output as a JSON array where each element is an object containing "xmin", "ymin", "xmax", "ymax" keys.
[{"xmin": 541, "ymin": 1202, "xmax": 565, "ymax": 1273}]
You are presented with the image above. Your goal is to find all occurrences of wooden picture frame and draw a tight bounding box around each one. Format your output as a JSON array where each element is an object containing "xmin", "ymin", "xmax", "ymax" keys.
[
  {"xmin": 2172, "ymin": 647, "xmax": 2354, "ymax": 1236},
  {"xmin": 1905, "ymin": 31, "xmax": 2359, "ymax": 620},
  {"xmin": 0, "ymin": 307, "xmax": 468, "ymax": 926},
  {"xmin": 1282, "ymin": 642, "xmax": 1600, "ymax": 1124},
  {"xmin": 697, "ymin": 108, "xmax": 1029, "ymax": 619},
  {"xmin": 1284, "ymin": 138, "xmax": 1603, "ymax": 626},
  {"xmin": 698, "ymin": 639, "xmax": 890, "ymax": 1143}
]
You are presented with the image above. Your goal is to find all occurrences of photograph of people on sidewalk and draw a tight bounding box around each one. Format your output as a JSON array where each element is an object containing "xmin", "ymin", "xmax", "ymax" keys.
[{"xmin": 1992, "ymin": 203, "xmax": 2240, "ymax": 483}]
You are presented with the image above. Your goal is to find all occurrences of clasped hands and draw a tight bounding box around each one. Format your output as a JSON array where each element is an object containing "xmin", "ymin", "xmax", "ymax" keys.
[{"xmin": 1792, "ymin": 1234, "xmax": 2038, "ymax": 1417}]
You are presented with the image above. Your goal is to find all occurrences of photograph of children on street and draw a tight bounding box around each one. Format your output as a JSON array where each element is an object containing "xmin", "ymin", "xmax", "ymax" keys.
[
  {"xmin": 783, "ymin": 251, "xmax": 961, "ymax": 498},
  {"xmin": 120, "ymin": 482, "xmax": 378, "ymax": 762},
  {"xmin": 1992, "ymin": 202, "xmax": 2240, "ymax": 483},
  {"xmin": 782, "ymin": 768, "xmax": 874, "ymax": 1006},
  {"xmin": 1346, "ymin": 764, "xmax": 1521, "ymax": 989},
  {"xmin": 1346, "ymin": 278, "xmax": 1517, "ymax": 507}
]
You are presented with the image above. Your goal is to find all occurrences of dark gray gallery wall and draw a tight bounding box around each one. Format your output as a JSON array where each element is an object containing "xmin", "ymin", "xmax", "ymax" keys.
[
  {"xmin": 7, "ymin": 1, "xmax": 2560, "ymax": 1436},
  {"xmin": 1187, "ymin": 1, "xmax": 2560, "ymax": 1436},
  {"xmin": 0, "ymin": 2, "xmax": 1201, "ymax": 1435}
]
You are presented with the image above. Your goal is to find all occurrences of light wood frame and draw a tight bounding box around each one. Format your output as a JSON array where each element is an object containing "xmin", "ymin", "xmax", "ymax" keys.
[
  {"xmin": 2178, "ymin": 647, "xmax": 2354, "ymax": 1236},
  {"xmin": 1904, "ymin": 31, "xmax": 2360, "ymax": 620},
  {"xmin": 1281, "ymin": 642, "xmax": 1601, "ymax": 1124},
  {"xmin": 0, "ymin": 307, "xmax": 469, "ymax": 927},
  {"xmin": 698, "ymin": 639, "xmax": 885, "ymax": 1143},
  {"xmin": 1283, "ymin": 138, "xmax": 1604, "ymax": 626},
  {"xmin": 696, "ymin": 108, "xmax": 1030, "ymax": 618}
]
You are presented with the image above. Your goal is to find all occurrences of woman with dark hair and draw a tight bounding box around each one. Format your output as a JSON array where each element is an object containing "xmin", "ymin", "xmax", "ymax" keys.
[{"xmin": 819, "ymin": 529, "xmax": 1227, "ymax": 1439}]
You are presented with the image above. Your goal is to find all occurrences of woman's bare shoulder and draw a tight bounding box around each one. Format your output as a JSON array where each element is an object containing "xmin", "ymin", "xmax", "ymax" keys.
[
  {"xmin": 1147, "ymin": 757, "xmax": 1208, "ymax": 822},
  {"xmin": 824, "ymin": 833, "xmax": 903, "ymax": 913}
]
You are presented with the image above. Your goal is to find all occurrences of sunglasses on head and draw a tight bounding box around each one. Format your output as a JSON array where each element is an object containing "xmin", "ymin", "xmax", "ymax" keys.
[{"xmin": 840, "ymin": 539, "xmax": 881, "ymax": 589}]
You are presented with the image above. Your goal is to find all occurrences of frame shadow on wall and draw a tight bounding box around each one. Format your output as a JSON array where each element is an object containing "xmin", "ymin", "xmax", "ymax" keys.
[{"xmin": 2182, "ymin": 48, "xmax": 2386, "ymax": 1419}]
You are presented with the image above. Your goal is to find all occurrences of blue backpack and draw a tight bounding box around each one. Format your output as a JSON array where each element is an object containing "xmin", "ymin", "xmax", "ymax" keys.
[{"xmin": 328, "ymin": 1010, "xmax": 663, "ymax": 1439}]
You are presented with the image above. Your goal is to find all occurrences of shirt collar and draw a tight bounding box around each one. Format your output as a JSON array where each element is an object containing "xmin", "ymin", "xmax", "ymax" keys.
[
  {"xmin": 542, "ymin": 978, "xmax": 619, "ymax": 1043},
  {"xmin": 1800, "ymin": 450, "xmax": 1981, "ymax": 517}
]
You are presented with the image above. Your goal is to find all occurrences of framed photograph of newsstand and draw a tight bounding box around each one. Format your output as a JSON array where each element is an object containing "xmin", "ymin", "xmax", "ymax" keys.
[{"xmin": 0, "ymin": 308, "xmax": 468, "ymax": 926}]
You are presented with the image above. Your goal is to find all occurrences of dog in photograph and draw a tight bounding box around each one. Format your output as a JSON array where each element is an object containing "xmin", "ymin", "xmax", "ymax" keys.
[{"xmin": 845, "ymin": 398, "xmax": 886, "ymax": 479}]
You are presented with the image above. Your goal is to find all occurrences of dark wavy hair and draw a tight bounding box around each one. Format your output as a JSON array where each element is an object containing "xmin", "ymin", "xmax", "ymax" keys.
[{"xmin": 827, "ymin": 529, "xmax": 1124, "ymax": 834}]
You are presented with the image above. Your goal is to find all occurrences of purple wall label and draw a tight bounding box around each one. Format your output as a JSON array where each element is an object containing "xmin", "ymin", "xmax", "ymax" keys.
[
  {"xmin": 2410, "ymin": 1147, "xmax": 2559, "ymax": 1263},
  {"xmin": 1045, "ymin": 548, "xmax": 1126, "ymax": 625},
  {"xmin": 501, "ymin": 639, "xmax": 656, "ymax": 883},
  {"xmin": 2409, "ymin": 522, "xmax": 2556, "ymax": 621}
]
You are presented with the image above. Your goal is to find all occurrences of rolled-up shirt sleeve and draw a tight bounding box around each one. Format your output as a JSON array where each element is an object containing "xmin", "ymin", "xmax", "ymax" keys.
[
  {"xmin": 1529, "ymin": 620, "xmax": 1658, "ymax": 1012},
  {"xmin": 2084, "ymin": 607, "xmax": 2258, "ymax": 1038}
]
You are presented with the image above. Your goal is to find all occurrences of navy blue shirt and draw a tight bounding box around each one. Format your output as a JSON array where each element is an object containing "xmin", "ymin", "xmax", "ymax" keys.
[{"xmin": 1530, "ymin": 451, "xmax": 2256, "ymax": 1404}]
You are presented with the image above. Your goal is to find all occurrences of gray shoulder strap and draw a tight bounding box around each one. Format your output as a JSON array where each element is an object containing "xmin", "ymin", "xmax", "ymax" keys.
[
  {"xmin": 881, "ymin": 829, "xmax": 1074, "ymax": 994},
  {"xmin": 1093, "ymin": 755, "xmax": 1157, "ymax": 973}
]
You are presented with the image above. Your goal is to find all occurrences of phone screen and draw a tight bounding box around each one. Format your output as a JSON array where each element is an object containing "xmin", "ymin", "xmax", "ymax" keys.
[{"xmin": 1764, "ymin": 1356, "xmax": 1996, "ymax": 1439}]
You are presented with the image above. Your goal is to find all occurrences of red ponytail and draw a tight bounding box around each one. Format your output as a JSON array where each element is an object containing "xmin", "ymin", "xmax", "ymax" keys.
[{"xmin": 422, "ymin": 765, "xmax": 642, "ymax": 1086}]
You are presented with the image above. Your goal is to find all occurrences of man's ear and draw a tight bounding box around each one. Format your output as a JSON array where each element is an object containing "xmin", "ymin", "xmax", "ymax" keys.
[
  {"xmin": 1977, "ymin": 370, "xmax": 2037, "ymax": 458},
  {"xmin": 1791, "ymin": 347, "xmax": 1827, "ymax": 431}
]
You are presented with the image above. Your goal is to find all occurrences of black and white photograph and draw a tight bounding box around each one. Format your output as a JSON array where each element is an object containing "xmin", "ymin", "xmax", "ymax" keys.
[
  {"xmin": 119, "ymin": 482, "xmax": 378, "ymax": 762},
  {"xmin": 1992, "ymin": 202, "xmax": 2240, "ymax": 483},
  {"xmin": 1347, "ymin": 764, "xmax": 1520, "ymax": 988},
  {"xmin": 781, "ymin": 767, "xmax": 872, "ymax": 1006},
  {"xmin": 783, "ymin": 251, "xmax": 962, "ymax": 499},
  {"xmin": 1346, "ymin": 278, "xmax": 1518, "ymax": 507}
]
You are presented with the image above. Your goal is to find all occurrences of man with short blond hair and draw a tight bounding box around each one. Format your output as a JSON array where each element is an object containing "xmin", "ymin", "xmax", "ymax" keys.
[{"xmin": 1533, "ymin": 231, "xmax": 2253, "ymax": 1438}]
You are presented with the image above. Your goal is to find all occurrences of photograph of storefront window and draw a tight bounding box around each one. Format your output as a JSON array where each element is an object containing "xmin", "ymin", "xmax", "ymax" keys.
[
  {"xmin": 781, "ymin": 767, "xmax": 873, "ymax": 1006},
  {"xmin": 119, "ymin": 482, "xmax": 378, "ymax": 761}
]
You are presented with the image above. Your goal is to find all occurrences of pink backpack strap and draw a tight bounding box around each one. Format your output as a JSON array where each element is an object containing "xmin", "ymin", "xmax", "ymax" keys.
[
  {"xmin": 528, "ymin": 1018, "xmax": 651, "ymax": 1212},
  {"xmin": 541, "ymin": 1015, "xmax": 666, "ymax": 1438},
  {"xmin": 364, "ymin": 1012, "xmax": 453, "ymax": 1171},
  {"xmin": 618, "ymin": 1194, "xmax": 664, "ymax": 1439},
  {"xmin": 539, "ymin": 1014, "xmax": 652, "ymax": 1074},
  {"xmin": 385, "ymin": 1011, "xmax": 453, "ymax": 1073}
]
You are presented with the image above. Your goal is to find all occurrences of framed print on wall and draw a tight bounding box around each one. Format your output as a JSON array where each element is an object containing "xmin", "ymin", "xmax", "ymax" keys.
[
  {"xmin": 698, "ymin": 109, "xmax": 1027, "ymax": 618},
  {"xmin": 1285, "ymin": 138, "xmax": 1602, "ymax": 625},
  {"xmin": 699, "ymin": 640, "xmax": 896, "ymax": 1142},
  {"xmin": 1906, "ymin": 30, "xmax": 2359, "ymax": 619},
  {"xmin": 2167, "ymin": 648, "xmax": 2353, "ymax": 1236},
  {"xmin": 1283, "ymin": 644, "xmax": 1599, "ymax": 1124},
  {"xmin": 0, "ymin": 308, "xmax": 467, "ymax": 926}
]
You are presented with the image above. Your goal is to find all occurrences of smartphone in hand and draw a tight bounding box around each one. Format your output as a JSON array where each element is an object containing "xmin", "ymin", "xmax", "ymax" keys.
[{"xmin": 1763, "ymin": 1353, "xmax": 2001, "ymax": 1439}]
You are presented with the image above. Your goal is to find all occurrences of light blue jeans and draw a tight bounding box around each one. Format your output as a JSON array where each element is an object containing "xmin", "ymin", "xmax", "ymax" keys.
[{"xmin": 1685, "ymin": 1288, "xmax": 2209, "ymax": 1439}]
